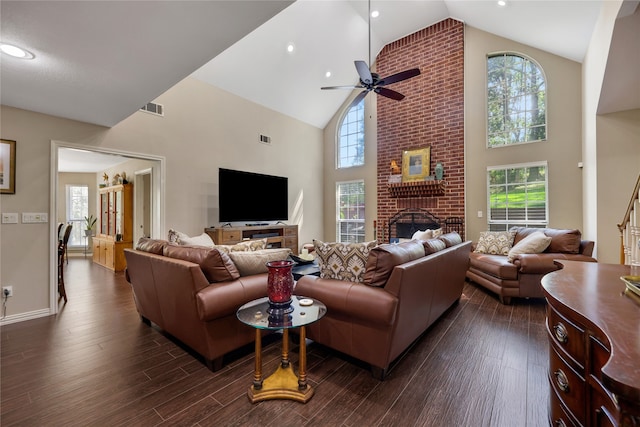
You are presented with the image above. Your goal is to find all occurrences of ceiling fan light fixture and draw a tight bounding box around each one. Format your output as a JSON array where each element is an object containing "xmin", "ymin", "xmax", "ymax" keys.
[{"xmin": 0, "ymin": 43, "xmax": 34, "ymax": 59}]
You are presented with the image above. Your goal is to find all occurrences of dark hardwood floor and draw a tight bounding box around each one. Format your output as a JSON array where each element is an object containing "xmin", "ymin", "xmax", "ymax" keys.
[{"xmin": 1, "ymin": 257, "xmax": 549, "ymax": 426}]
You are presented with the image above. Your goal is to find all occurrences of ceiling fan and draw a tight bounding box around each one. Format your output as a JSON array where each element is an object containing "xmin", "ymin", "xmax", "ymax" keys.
[{"xmin": 321, "ymin": 0, "xmax": 421, "ymax": 110}]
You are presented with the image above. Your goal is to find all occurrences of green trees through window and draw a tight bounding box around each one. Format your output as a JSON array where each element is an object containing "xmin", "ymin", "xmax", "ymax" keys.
[
  {"xmin": 488, "ymin": 163, "xmax": 548, "ymax": 231},
  {"xmin": 337, "ymin": 180, "xmax": 365, "ymax": 243},
  {"xmin": 337, "ymin": 99, "xmax": 364, "ymax": 168},
  {"xmin": 487, "ymin": 53, "xmax": 546, "ymax": 147}
]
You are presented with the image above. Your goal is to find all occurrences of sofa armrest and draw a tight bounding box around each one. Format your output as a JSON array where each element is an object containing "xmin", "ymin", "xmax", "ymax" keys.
[
  {"xmin": 196, "ymin": 274, "xmax": 268, "ymax": 321},
  {"xmin": 513, "ymin": 253, "xmax": 561, "ymax": 274},
  {"xmin": 514, "ymin": 252, "xmax": 597, "ymax": 274},
  {"xmin": 295, "ymin": 276, "xmax": 398, "ymax": 327},
  {"xmin": 579, "ymin": 240, "xmax": 595, "ymax": 257}
]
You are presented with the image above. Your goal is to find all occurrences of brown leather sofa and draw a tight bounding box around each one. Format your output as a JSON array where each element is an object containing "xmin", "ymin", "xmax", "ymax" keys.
[
  {"xmin": 124, "ymin": 238, "xmax": 284, "ymax": 371},
  {"xmin": 466, "ymin": 227, "xmax": 596, "ymax": 304},
  {"xmin": 294, "ymin": 236, "xmax": 472, "ymax": 380}
]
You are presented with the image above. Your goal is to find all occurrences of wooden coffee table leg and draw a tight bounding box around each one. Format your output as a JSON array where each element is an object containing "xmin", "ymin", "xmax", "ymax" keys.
[
  {"xmin": 281, "ymin": 328, "xmax": 290, "ymax": 368},
  {"xmin": 253, "ymin": 329, "xmax": 262, "ymax": 390},
  {"xmin": 298, "ymin": 326, "xmax": 307, "ymax": 390}
]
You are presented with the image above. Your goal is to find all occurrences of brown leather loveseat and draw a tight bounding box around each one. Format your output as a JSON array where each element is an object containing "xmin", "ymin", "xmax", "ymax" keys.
[
  {"xmin": 124, "ymin": 237, "xmax": 290, "ymax": 371},
  {"xmin": 466, "ymin": 227, "xmax": 596, "ymax": 304},
  {"xmin": 294, "ymin": 234, "xmax": 472, "ymax": 380}
]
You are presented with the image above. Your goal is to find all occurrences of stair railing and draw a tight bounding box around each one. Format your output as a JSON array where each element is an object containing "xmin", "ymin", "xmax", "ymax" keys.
[{"xmin": 618, "ymin": 174, "xmax": 640, "ymax": 265}]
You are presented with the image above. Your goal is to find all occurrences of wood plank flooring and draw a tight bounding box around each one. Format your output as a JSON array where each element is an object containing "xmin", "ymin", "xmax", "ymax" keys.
[{"xmin": 1, "ymin": 258, "xmax": 549, "ymax": 426}]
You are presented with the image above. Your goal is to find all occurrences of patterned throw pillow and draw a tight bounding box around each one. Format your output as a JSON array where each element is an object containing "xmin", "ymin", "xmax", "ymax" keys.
[
  {"xmin": 474, "ymin": 231, "xmax": 516, "ymax": 255},
  {"xmin": 168, "ymin": 229, "xmax": 189, "ymax": 243},
  {"xmin": 313, "ymin": 239, "xmax": 377, "ymax": 283},
  {"xmin": 213, "ymin": 238, "xmax": 267, "ymax": 254}
]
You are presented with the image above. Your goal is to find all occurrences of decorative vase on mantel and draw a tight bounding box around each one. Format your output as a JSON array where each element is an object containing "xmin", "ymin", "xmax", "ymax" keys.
[
  {"xmin": 266, "ymin": 260, "xmax": 295, "ymax": 316},
  {"xmin": 435, "ymin": 162, "xmax": 444, "ymax": 181}
]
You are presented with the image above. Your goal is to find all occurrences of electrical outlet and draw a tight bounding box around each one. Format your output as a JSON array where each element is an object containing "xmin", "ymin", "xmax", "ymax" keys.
[{"xmin": 3, "ymin": 286, "xmax": 13, "ymax": 297}]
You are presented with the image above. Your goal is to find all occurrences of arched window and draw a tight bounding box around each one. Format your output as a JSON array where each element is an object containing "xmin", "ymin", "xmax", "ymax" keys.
[
  {"xmin": 487, "ymin": 53, "xmax": 546, "ymax": 147},
  {"xmin": 337, "ymin": 99, "xmax": 364, "ymax": 168}
]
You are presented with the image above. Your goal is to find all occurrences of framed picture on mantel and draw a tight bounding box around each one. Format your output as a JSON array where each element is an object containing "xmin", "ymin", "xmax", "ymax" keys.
[
  {"xmin": 402, "ymin": 147, "xmax": 430, "ymax": 182},
  {"xmin": 0, "ymin": 139, "xmax": 16, "ymax": 194}
]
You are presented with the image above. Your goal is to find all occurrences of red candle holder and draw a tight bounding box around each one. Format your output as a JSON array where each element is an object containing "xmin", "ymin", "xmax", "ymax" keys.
[{"xmin": 266, "ymin": 260, "xmax": 295, "ymax": 316}]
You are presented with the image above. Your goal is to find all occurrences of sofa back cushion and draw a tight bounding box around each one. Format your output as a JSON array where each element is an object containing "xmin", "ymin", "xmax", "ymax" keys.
[
  {"xmin": 227, "ymin": 248, "xmax": 292, "ymax": 276},
  {"xmin": 439, "ymin": 232, "xmax": 463, "ymax": 248},
  {"xmin": 136, "ymin": 237, "xmax": 168, "ymax": 255},
  {"xmin": 363, "ymin": 240, "xmax": 425, "ymax": 287},
  {"xmin": 163, "ymin": 244, "xmax": 240, "ymax": 283},
  {"xmin": 314, "ymin": 239, "xmax": 377, "ymax": 283},
  {"xmin": 422, "ymin": 238, "xmax": 447, "ymax": 255},
  {"xmin": 512, "ymin": 227, "xmax": 582, "ymax": 254}
]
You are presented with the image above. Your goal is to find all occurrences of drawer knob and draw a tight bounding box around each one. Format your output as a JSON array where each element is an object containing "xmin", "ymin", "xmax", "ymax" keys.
[
  {"xmin": 553, "ymin": 323, "xmax": 568, "ymax": 344},
  {"xmin": 554, "ymin": 369, "xmax": 570, "ymax": 392}
]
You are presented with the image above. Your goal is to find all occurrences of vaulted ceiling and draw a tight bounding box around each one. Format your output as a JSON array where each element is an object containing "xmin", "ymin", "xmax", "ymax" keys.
[{"xmin": 4, "ymin": 0, "xmax": 625, "ymax": 135}]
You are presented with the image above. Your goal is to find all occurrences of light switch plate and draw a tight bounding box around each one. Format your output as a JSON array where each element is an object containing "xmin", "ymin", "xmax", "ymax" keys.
[
  {"xmin": 22, "ymin": 213, "xmax": 48, "ymax": 223},
  {"xmin": 2, "ymin": 213, "xmax": 19, "ymax": 224}
]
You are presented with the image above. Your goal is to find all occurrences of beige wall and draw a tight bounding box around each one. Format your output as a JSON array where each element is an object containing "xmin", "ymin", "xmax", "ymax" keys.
[
  {"xmin": 465, "ymin": 26, "xmax": 585, "ymax": 243},
  {"xmin": 322, "ymin": 92, "xmax": 378, "ymax": 242},
  {"xmin": 595, "ymin": 109, "xmax": 640, "ymax": 263},
  {"xmin": 0, "ymin": 77, "xmax": 323, "ymax": 322}
]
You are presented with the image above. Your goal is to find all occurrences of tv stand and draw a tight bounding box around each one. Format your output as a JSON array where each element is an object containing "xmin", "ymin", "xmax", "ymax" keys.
[{"xmin": 205, "ymin": 224, "xmax": 298, "ymax": 253}]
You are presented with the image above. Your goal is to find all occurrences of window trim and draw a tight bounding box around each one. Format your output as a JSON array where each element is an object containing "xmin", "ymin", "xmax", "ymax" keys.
[
  {"xmin": 335, "ymin": 97, "xmax": 365, "ymax": 169},
  {"xmin": 486, "ymin": 161, "xmax": 549, "ymax": 229},
  {"xmin": 335, "ymin": 179, "xmax": 366, "ymax": 243},
  {"xmin": 486, "ymin": 51, "xmax": 548, "ymax": 148}
]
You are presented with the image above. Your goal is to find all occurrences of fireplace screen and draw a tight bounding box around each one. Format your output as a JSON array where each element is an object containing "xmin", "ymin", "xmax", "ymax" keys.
[{"xmin": 387, "ymin": 208, "xmax": 463, "ymax": 242}]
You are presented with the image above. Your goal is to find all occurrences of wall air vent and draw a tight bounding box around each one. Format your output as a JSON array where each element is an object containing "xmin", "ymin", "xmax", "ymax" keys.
[
  {"xmin": 140, "ymin": 102, "xmax": 164, "ymax": 116},
  {"xmin": 259, "ymin": 134, "xmax": 271, "ymax": 145}
]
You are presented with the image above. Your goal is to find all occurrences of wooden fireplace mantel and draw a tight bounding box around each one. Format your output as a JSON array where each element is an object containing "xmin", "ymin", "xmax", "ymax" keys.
[{"xmin": 387, "ymin": 180, "xmax": 446, "ymax": 198}]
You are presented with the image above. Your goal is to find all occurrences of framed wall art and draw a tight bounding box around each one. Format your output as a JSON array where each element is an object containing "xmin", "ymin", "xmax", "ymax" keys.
[
  {"xmin": 402, "ymin": 147, "xmax": 430, "ymax": 182},
  {"xmin": 0, "ymin": 139, "xmax": 16, "ymax": 194}
]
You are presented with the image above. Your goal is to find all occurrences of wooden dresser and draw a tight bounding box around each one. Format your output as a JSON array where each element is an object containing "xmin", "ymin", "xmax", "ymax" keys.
[{"xmin": 541, "ymin": 261, "xmax": 640, "ymax": 427}]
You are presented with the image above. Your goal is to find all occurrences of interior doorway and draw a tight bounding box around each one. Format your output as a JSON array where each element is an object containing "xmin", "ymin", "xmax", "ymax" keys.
[{"xmin": 51, "ymin": 141, "xmax": 165, "ymax": 314}]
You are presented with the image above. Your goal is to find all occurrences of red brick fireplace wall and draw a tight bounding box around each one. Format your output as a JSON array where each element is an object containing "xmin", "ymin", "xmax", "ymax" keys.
[{"xmin": 376, "ymin": 18, "xmax": 465, "ymax": 242}]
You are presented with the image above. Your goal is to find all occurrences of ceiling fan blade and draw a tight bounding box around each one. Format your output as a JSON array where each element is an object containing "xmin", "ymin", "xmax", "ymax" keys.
[
  {"xmin": 377, "ymin": 68, "xmax": 421, "ymax": 86},
  {"xmin": 321, "ymin": 85, "xmax": 364, "ymax": 90},
  {"xmin": 355, "ymin": 60, "xmax": 373, "ymax": 85},
  {"xmin": 346, "ymin": 90, "xmax": 369, "ymax": 111},
  {"xmin": 375, "ymin": 87, "xmax": 405, "ymax": 101}
]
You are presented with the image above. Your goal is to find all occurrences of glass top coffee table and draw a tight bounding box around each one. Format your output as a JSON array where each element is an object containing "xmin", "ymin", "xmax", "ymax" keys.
[{"xmin": 237, "ymin": 296, "xmax": 326, "ymax": 403}]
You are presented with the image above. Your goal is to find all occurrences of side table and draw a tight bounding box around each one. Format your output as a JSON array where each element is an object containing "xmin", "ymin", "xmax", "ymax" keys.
[{"xmin": 237, "ymin": 296, "xmax": 326, "ymax": 403}]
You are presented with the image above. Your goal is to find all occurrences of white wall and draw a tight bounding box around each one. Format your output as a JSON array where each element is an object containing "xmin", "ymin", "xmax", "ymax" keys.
[{"xmin": 0, "ymin": 77, "xmax": 324, "ymax": 323}]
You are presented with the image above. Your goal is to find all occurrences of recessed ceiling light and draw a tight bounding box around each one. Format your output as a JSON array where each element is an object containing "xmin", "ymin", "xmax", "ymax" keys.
[
  {"xmin": 371, "ymin": 10, "xmax": 380, "ymax": 18},
  {"xmin": 286, "ymin": 43, "xmax": 295, "ymax": 53},
  {"xmin": 0, "ymin": 43, "xmax": 35, "ymax": 59},
  {"xmin": 497, "ymin": 0, "xmax": 507, "ymax": 6},
  {"xmin": 325, "ymin": 70, "xmax": 332, "ymax": 78}
]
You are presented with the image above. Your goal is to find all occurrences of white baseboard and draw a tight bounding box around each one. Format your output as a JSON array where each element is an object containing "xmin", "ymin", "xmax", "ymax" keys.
[{"xmin": 0, "ymin": 308, "xmax": 53, "ymax": 325}]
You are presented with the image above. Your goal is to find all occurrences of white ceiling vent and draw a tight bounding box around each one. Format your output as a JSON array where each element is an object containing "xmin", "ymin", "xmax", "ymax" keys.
[{"xmin": 140, "ymin": 102, "xmax": 164, "ymax": 116}]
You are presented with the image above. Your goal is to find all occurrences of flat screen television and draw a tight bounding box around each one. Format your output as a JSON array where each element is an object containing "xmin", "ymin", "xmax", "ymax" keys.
[{"xmin": 218, "ymin": 168, "xmax": 289, "ymax": 223}]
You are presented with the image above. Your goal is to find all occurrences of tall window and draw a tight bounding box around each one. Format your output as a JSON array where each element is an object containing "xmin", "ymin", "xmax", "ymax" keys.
[
  {"xmin": 337, "ymin": 99, "xmax": 364, "ymax": 168},
  {"xmin": 487, "ymin": 53, "xmax": 546, "ymax": 147},
  {"xmin": 336, "ymin": 180, "xmax": 365, "ymax": 243},
  {"xmin": 66, "ymin": 184, "xmax": 89, "ymax": 247},
  {"xmin": 487, "ymin": 162, "xmax": 548, "ymax": 231}
]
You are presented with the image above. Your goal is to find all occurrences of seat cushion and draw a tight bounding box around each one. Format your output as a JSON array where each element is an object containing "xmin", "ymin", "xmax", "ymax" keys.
[{"xmin": 469, "ymin": 252, "xmax": 518, "ymax": 280}]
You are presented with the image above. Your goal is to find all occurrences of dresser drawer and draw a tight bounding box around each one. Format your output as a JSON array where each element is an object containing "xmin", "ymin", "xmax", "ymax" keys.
[
  {"xmin": 220, "ymin": 230, "xmax": 242, "ymax": 243},
  {"xmin": 550, "ymin": 385, "xmax": 580, "ymax": 427},
  {"xmin": 550, "ymin": 346, "xmax": 586, "ymax": 425},
  {"xmin": 590, "ymin": 389, "xmax": 618, "ymax": 427},
  {"xmin": 548, "ymin": 305, "xmax": 586, "ymax": 370}
]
